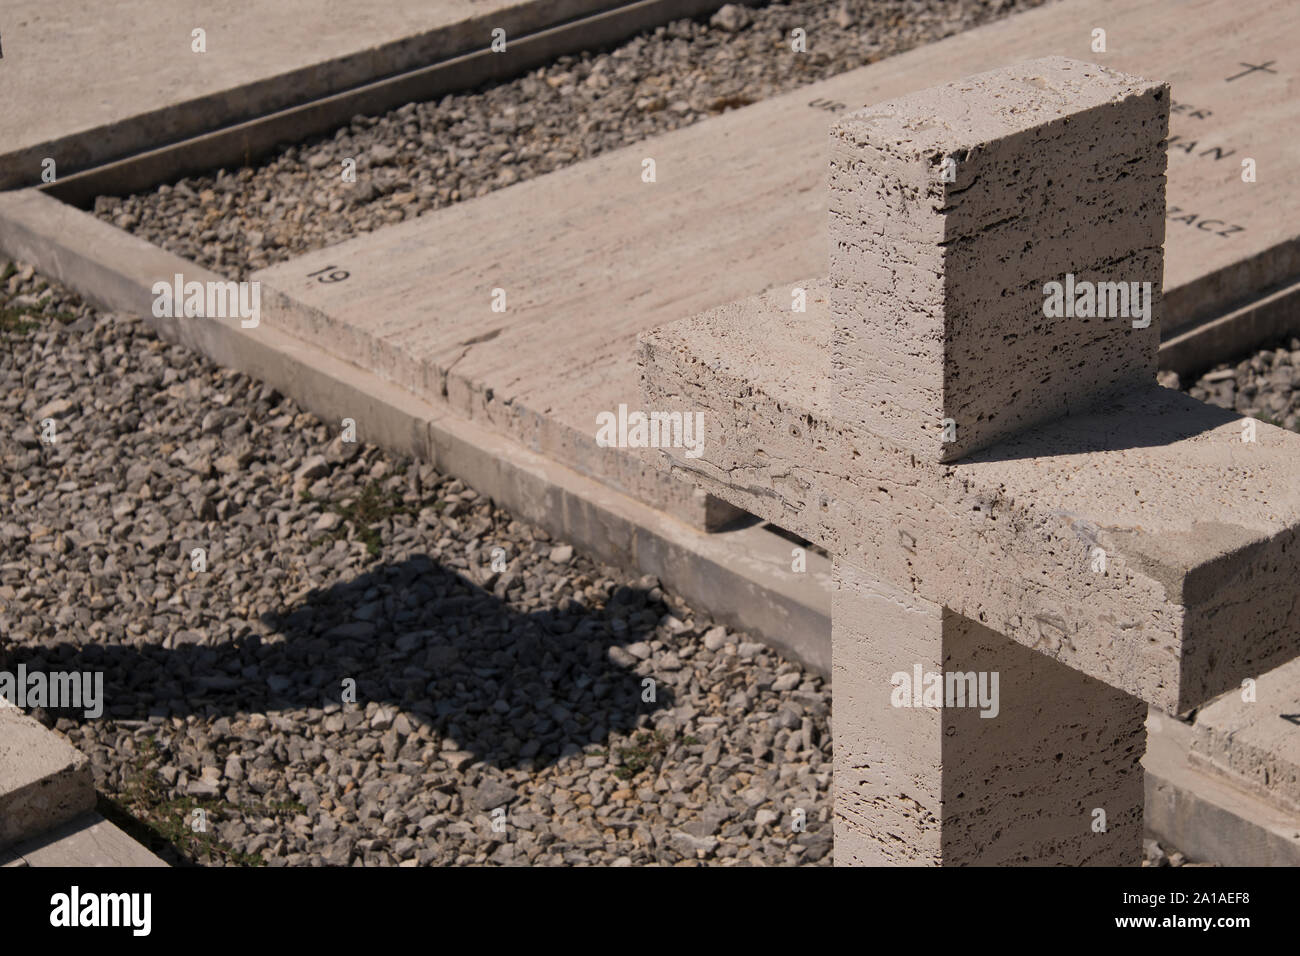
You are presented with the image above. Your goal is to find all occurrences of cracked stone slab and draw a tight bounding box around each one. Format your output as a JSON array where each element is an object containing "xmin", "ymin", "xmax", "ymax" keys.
[{"xmin": 638, "ymin": 279, "xmax": 1300, "ymax": 713}]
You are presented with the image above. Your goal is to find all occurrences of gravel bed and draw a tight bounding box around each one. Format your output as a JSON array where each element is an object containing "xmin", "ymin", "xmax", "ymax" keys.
[
  {"xmin": 1159, "ymin": 342, "xmax": 1300, "ymax": 433},
  {"xmin": 1142, "ymin": 839, "xmax": 1212, "ymax": 868},
  {"xmin": 90, "ymin": 0, "xmax": 1047, "ymax": 280},
  {"xmin": 1, "ymin": 262, "xmax": 833, "ymax": 866}
]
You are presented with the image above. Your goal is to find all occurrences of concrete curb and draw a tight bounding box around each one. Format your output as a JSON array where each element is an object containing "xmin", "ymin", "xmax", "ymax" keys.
[{"xmin": 1161, "ymin": 276, "xmax": 1300, "ymax": 380}]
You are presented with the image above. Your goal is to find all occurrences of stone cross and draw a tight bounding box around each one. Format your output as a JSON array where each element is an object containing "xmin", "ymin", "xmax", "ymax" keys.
[{"xmin": 638, "ymin": 57, "xmax": 1300, "ymax": 865}]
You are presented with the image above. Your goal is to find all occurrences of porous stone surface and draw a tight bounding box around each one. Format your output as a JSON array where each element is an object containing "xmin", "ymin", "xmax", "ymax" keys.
[
  {"xmin": 832, "ymin": 564, "xmax": 944, "ymax": 864},
  {"xmin": 1189, "ymin": 656, "xmax": 1300, "ymax": 813},
  {"xmin": 833, "ymin": 559, "xmax": 1145, "ymax": 866},
  {"xmin": 0, "ymin": 701, "xmax": 96, "ymax": 849},
  {"xmin": 829, "ymin": 57, "xmax": 1168, "ymax": 461},
  {"xmin": 639, "ymin": 280, "xmax": 1300, "ymax": 713}
]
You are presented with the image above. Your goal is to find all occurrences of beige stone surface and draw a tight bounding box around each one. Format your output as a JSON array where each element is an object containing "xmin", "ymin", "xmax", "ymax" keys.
[
  {"xmin": 0, "ymin": 702, "xmax": 96, "ymax": 849},
  {"xmin": 256, "ymin": 269, "xmax": 734, "ymax": 526},
  {"xmin": 0, "ymin": 188, "xmax": 835, "ymax": 672},
  {"xmin": 0, "ymin": 0, "xmax": 635, "ymax": 186},
  {"xmin": 834, "ymin": 559, "xmax": 1145, "ymax": 865},
  {"xmin": 5, "ymin": 812, "xmax": 168, "ymax": 867},
  {"xmin": 832, "ymin": 563, "xmax": 944, "ymax": 864},
  {"xmin": 830, "ymin": 58, "xmax": 1167, "ymax": 460},
  {"xmin": 638, "ymin": 281, "xmax": 1300, "ymax": 712},
  {"xmin": 1145, "ymin": 709, "xmax": 1300, "ymax": 865},
  {"xmin": 1189, "ymin": 656, "xmax": 1300, "ymax": 812},
  {"xmin": 256, "ymin": 0, "xmax": 1300, "ymax": 481}
]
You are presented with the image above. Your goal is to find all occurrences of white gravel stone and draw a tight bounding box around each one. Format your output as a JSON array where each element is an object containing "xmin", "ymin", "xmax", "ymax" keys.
[{"xmin": 710, "ymin": 4, "xmax": 751, "ymax": 32}]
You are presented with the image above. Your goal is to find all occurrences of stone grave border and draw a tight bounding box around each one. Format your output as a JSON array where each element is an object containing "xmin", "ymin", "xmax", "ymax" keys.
[
  {"xmin": 8, "ymin": 72, "xmax": 1299, "ymax": 675},
  {"xmin": 0, "ymin": 187, "xmax": 834, "ymax": 674},
  {"xmin": 2, "ymin": 10, "xmax": 1299, "ymax": 863},
  {"xmin": 19, "ymin": 0, "xmax": 1299, "ymax": 383},
  {"xmin": 0, "ymin": 698, "xmax": 167, "ymax": 866},
  {"xmin": 3, "ymin": 0, "xmax": 740, "ymax": 193}
]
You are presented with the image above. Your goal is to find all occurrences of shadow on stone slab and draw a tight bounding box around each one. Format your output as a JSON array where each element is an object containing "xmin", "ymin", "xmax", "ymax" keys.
[{"xmin": 960, "ymin": 386, "xmax": 1242, "ymax": 463}]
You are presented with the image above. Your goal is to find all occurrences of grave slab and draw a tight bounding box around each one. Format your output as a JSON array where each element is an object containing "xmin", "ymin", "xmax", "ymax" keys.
[
  {"xmin": 0, "ymin": 0, "xmax": 711, "ymax": 189},
  {"xmin": 0, "ymin": 186, "xmax": 833, "ymax": 668},
  {"xmin": 1189, "ymin": 656, "xmax": 1300, "ymax": 813},
  {"xmin": 255, "ymin": 0, "xmax": 1299, "ymax": 523}
]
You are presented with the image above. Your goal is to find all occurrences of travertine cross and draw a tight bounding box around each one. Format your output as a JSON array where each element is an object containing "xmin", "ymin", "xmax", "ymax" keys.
[{"xmin": 638, "ymin": 57, "xmax": 1300, "ymax": 865}]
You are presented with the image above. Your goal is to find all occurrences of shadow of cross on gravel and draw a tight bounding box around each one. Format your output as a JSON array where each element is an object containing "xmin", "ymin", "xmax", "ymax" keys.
[
  {"xmin": 11, "ymin": 553, "xmax": 675, "ymax": 774},
  {"xmin": 258, "ymin": 555, "xmax": 677, "ymax": 770}
]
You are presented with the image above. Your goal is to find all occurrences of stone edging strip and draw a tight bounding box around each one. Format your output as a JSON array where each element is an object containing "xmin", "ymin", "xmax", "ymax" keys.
[
  {"xmin": 1144, "ymin": 713, "xmax": 1300, "ymax": 866},
  {"xmin": 26, "ymin": 0, "xmax": 741, "ymax": 201}
]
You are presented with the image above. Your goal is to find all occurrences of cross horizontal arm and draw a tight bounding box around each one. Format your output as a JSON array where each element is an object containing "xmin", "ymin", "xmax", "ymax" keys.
[{"xmin": 638, "ymin": 283, "xmax": 1300, "ymax": 712}]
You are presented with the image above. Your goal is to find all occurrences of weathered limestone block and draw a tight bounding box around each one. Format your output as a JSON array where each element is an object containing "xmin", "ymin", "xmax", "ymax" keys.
[
  {"xmin": 639, "ymin": 283, "xmax": 1300, "ymax": 713},
  {"xmin": 829, "ymin": 57, "xmax": 1168, "ymax": 462},
  {"xmin": 0, "ymin": 702, "xmax": 96, "ymax": 850},
  {"xmin": 1189, "ymin": 655, "xmax": 1300, "ymax": 813},
  {"xmin": 834, "ymin": 558, "xmax": 1145, "ymax": 865}
]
